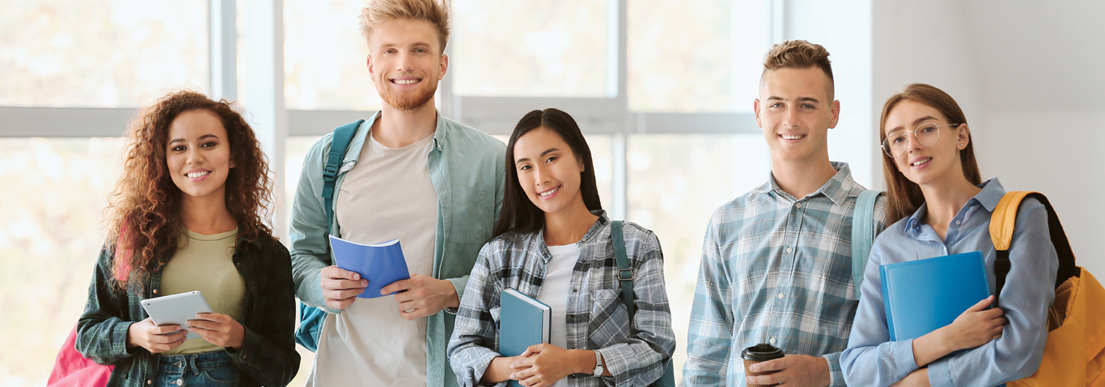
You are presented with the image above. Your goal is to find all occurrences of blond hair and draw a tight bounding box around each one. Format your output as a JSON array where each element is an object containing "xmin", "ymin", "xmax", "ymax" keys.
[
  {"xmin": 359, "ymin": 0, "xmax": 450, "ymax": 52},
  {"xmin": 761, "ymin": 40, "xmax": 835, "ymax": 99}
]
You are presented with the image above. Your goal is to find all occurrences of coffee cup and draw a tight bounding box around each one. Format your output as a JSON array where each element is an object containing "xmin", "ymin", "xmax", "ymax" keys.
[{"xmin": 742, "ymin": 343, "xmax": 785, "ymax": 387}]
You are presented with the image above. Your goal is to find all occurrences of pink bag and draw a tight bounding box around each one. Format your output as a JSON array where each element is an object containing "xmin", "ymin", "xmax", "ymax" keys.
[{"xmin": 47, "ymin": 325, "xmax": 113, "ymax": 387}]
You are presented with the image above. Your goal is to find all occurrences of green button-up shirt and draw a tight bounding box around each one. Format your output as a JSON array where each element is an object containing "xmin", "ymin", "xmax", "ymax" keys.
[{"xmin": 289, "ymin": 111, "xmax": 505, "ymax": 387}]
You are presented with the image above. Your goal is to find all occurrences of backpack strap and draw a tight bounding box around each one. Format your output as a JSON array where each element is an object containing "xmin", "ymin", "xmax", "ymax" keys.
[
  {"xmin": 322, "ymin": 120, "xmax": 364, "ymax": 237},
  {"xmin": 295, "ymin": 119, "xmax": 364, "ymax": 353},
  {"xmin": 989, "ymin": 191, "xmax": 1079, "ymax": 309},
  {"xmin": 851, "ymin": 190, "xmax": 882, "ymax": 299},
  {"xmin": 611, "ymin": 220, "xmax": 636, "ymax": 316},
  {"xmin": 610, "ymin": 220, "xmax": 677, "ymax": 387}
]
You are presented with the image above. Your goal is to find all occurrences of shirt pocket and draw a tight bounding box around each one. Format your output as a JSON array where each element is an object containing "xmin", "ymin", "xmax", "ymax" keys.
[{"xmin": 588, "ymin": 289, "xmax": 631, "ymax": 349}]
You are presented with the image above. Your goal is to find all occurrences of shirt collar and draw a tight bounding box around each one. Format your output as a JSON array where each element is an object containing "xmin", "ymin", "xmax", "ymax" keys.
[
  {"xmin": 348, "ymin": 110, "xmax": 446, "ymax": 164},
  {"xmin": 904, "ymin": 178, "xmax": 1004, "ymax": 233},
  {"xmin": 763, "ymin": 161, "xmax": 856, "ymax": 205},
  {"xmin": 533, "ymin": 210, "xmax": 609, "ymax": 264}
]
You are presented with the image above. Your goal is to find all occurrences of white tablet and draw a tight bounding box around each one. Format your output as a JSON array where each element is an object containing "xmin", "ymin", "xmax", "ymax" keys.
[{"xmin": 140, "ymin": 290, "xmax": 213, "ymax": 340}]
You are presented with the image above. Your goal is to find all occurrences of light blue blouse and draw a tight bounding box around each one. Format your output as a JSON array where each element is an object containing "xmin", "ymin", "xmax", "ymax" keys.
[{"xmin": 840, "ymin": 179, "xmax": 1057, "ymax": 387}]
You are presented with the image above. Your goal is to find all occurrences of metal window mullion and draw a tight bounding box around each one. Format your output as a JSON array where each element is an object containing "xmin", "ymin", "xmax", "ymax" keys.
[
  {"xmin": 209, "ymin": 0, "xmax": 237, "ymax": 101},
  {"xmin": 613, "ymin": 0, "xmax": 629, "ymax": 220},
  {"xmin": 244, "ymin": 0, "xmax": 287, "ymax": 237}
]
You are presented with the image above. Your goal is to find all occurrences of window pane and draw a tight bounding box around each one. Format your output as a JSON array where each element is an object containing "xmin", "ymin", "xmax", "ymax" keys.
[
  {"xmin": 0, "ymin": 138, "xmax": 123, "ymax": 385},
  {"xmin": 628, "ymin": 0, "xmax": 768, "ymax": 113},
  {"xmin": 453, "ymin": 0, "xmax": 612, "ymax": 97},
  {"xmin": 0, "ymin": 0, "xmax": 208, "ymax": 108},
  {"xmin": 284, "ymin": 0, "xmax": 381, "ymax": 110},
  {"xmin": 626, "ymin": 133, "xmax": 768, "ymax": 381}
]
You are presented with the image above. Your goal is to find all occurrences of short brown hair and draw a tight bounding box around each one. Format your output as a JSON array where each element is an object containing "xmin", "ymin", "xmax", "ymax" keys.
[
  {"xmin": 879, "ymin": 83, "xmax": 981, "ymax": 224},
  {"xmin": 761, "ymin": 40, "xmax": 835, "ymax": 99},
  {"xmin": 359, "ymin": 0, "xmax": 450, "ymax": 53}
]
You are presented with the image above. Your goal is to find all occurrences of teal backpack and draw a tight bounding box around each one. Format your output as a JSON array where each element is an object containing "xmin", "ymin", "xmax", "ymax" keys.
[
  {"xmin": 294, "ymin": 119, "xmax": 364, "ymax": 352},
  {"xmin": 850, "ymin": 190, "xmax": 883, "ymax": 299}
]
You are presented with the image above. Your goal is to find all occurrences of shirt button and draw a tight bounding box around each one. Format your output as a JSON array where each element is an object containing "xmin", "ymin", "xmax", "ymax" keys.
[
  {"xmin": 147, "ymin": 381, "xmax": 153, "ymax": 385},
  {"xmin": 769, "ymin": 337, "xmax": 776, "ymax": 345},
  {"xmin": 795, "ymin": 203, "xmax": 803, "ymax": 208},
  {"xmin": 786, "ymin": 247, "xmax": 793, "ymax": 254},
  {"xmin": 573, "ymin": 288, "xmax": 578, "ymax": 292},
  {"xmin": 777, "ymin": 293, "xmax": 784, "ymax": 299},
  {"xmin": 955, "ymin": 220, "xmax": 962, "ymax": 225},
  {"xmin": 175, "ymin": 379, "xmax": 183, "ymax": 386},
  {"xmin": 152, "ymin": 289, "xmax": 158, "ymax": 295}
]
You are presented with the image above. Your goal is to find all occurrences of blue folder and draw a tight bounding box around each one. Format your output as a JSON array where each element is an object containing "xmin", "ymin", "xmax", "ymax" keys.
[
  {"xmin": 328, "ymin": 235, "xmax": 410, "ymax": 298},
  {"xmin": 499, "ymin": 288, "xmax": 550, "ymax": 387},
  {"xmin": 880, "ymin": 251, "xmax": 991, "ymax": 341}
]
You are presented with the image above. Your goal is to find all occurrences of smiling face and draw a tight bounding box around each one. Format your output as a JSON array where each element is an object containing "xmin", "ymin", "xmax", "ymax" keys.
[
  {"xmin": 166, "ymin": 109, "xmax": 233, "ymax": 202},
  {"xmin": 512, "ymin": 127, "xmax": 589, "ymax": 218},
  {"xmin": 883, "ymin": 99, "xmax": 970, "ymax": 187},
  {"xmin": 754, "ymin": 67, "xmax": 840, "ymax": 165},
  {"xmin": 367, "ymin": 18, "xmax": 448, "ymax": 111}
]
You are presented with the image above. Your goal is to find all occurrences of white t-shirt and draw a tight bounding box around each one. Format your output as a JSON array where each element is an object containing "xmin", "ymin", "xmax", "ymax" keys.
[
  {"xmin": 309, "ymin": 131, "xmax": 438, "ymax": 386},
  {"xmin": 538, "ymin": 243, "xmax": 581, "ymax": 387}
]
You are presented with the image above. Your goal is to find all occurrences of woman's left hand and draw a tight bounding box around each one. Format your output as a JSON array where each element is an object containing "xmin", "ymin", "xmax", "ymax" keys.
[
  {"xmin": 188, "ymin": 313, "xmax": 245, "ymax": 351},
  {"xmin": 509, "ymin": 343, "xmax": 580, "ymax": 387}
]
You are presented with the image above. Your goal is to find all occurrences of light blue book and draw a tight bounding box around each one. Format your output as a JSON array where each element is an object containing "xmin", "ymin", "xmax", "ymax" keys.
[
  {"xmin": 880, "ymin": 250, "xmax": 991, "ymax": 341},
  {"xmin": 499, "ymin": 288, "xmax": 550, "ymax": 387},
  {"xmin": 328, "ymin": 236, "xmax": 410, "ymax": 299}
]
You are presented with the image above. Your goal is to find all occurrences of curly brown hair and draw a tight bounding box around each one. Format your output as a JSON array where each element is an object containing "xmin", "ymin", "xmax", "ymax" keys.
[{"xmin": 105, "ymin": 90, "xmax": 275, "ymax": 290}]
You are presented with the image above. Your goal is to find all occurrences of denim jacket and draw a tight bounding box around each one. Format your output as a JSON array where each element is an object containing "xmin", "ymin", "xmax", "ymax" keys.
[
  {"xmin": 76, "ymin": 234, "xmax": 300, "ymax": 387},
  {"xmin": 289, "ymin": 111, "xmax": 506, "ymax": 387}
]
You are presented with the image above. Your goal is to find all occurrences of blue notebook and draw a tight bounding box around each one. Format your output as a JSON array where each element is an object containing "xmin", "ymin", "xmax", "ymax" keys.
[
  {"xmin": 880, "ymin": 251, "xmax": 991, "ymax": 341},
  {"xmin": 499, "ymin": 288, "xmax": 551, "ymax": 387},
  {"xmin": 328, "ymin": 235, "xmax": 410, "ymax": 299}
]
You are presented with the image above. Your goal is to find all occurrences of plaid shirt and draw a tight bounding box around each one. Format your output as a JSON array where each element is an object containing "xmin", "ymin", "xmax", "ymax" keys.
[
  {"xmin": 683, "ymin": 163, "xmax": 887, "ymax": 387},
  {"xmin": 76, "ymin": 235, "xmax": 299, "ymax": 387},
  {"xmin": 447, "ymin": 213, "xmax": 675, "ymax": 387}
]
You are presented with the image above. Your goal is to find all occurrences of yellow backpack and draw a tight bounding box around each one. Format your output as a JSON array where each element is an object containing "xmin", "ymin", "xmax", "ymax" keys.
[{"xmin": 990, "ymin": 191, "xmax": 1105, "ymax": 386}]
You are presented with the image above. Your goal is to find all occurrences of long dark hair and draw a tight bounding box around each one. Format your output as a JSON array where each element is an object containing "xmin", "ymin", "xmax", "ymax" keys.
[
  {"xmin": 492, "ymin": 108, "xmax": 602, "ymax": 238},
  {"xmin": 105, "ymin": 90, "xmax": 275, "ymax": 290},
  {"xmin": 879, "ymin": 83, "xmax": 981, "ymax": 225}
]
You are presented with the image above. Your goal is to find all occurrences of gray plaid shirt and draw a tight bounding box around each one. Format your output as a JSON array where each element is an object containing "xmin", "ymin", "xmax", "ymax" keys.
[{"xmin": 447, "ymin": 213, "xmax": 675, "ymax": 387}]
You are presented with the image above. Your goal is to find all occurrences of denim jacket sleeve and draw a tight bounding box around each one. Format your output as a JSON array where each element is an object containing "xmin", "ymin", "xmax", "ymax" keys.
[
  {"xmin": 76, "ymin": 246, "xmax": 138, "ymax": 365},
  {"xmin": 226, "ymin": 239, "xmax": 301, "ymax": 386},
  {"xmin": 289, "ymin": 134, "xmax": 340, "ymax": 313}
]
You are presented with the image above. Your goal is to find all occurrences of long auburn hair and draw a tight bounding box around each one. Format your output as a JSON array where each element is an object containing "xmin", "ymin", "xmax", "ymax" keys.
[
  {"xmin": 104, "ymin": 90, "xmax": 275, "ymax": 290},
  {"xmin": 493, "ymin": 108, "xmax": 602, "ymax": 238},
  {"xmin": 879, "ymin": 83, "xmax": 981, "ymax": 225}
]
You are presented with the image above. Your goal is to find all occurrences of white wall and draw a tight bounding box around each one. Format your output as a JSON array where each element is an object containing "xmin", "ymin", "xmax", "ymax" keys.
[
  {"xmin": 787, "ymin": 0, "xmax": 876, "ymax": 188},
  {"xmin": 872, "ymin": 1, "xmax": 1105, "ymax": 279}
]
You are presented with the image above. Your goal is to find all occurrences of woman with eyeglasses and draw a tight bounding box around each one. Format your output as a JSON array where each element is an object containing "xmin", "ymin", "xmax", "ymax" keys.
[{"xmin": 839, "ymin": 83, "xmax": 1056, "ymax": 387}]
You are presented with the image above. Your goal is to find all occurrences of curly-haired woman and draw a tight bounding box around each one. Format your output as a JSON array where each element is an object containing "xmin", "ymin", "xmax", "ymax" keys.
[{"xmin": 76, "ymin": 90, "xmax": 299, "ymax": 387}]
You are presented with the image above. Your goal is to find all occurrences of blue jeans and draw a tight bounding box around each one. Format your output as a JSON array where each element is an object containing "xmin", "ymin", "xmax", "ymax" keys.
[{"xmin": 156, "ymin": 351, "xmax": 238, "ymax": 387}]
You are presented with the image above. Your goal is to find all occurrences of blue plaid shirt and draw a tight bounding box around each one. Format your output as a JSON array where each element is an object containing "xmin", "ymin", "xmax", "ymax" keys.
[
  {"xmin": 683, "ymin": 163, "xmax": 887, "ymax": 386},
  {"xmin": 447, "ymin": 213, "xmax": 676, "ymax": 387}
]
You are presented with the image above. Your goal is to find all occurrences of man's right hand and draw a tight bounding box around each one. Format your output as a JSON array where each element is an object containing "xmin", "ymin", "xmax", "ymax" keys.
[{"xmin": 321, "ymin": 265, "xmax": 368, "ymax": 310}]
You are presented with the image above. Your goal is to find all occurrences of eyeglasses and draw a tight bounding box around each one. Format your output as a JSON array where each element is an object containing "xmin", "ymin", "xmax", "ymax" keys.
[{"xmin": 881, "ymin": 122, "xmax": 958, "ymax": 158}]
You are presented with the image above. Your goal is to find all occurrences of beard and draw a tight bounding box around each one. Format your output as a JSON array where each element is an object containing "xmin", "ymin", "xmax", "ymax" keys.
[{"xmin": 379, "ymin": 81, "xmax": 437, "ymax": 111}]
